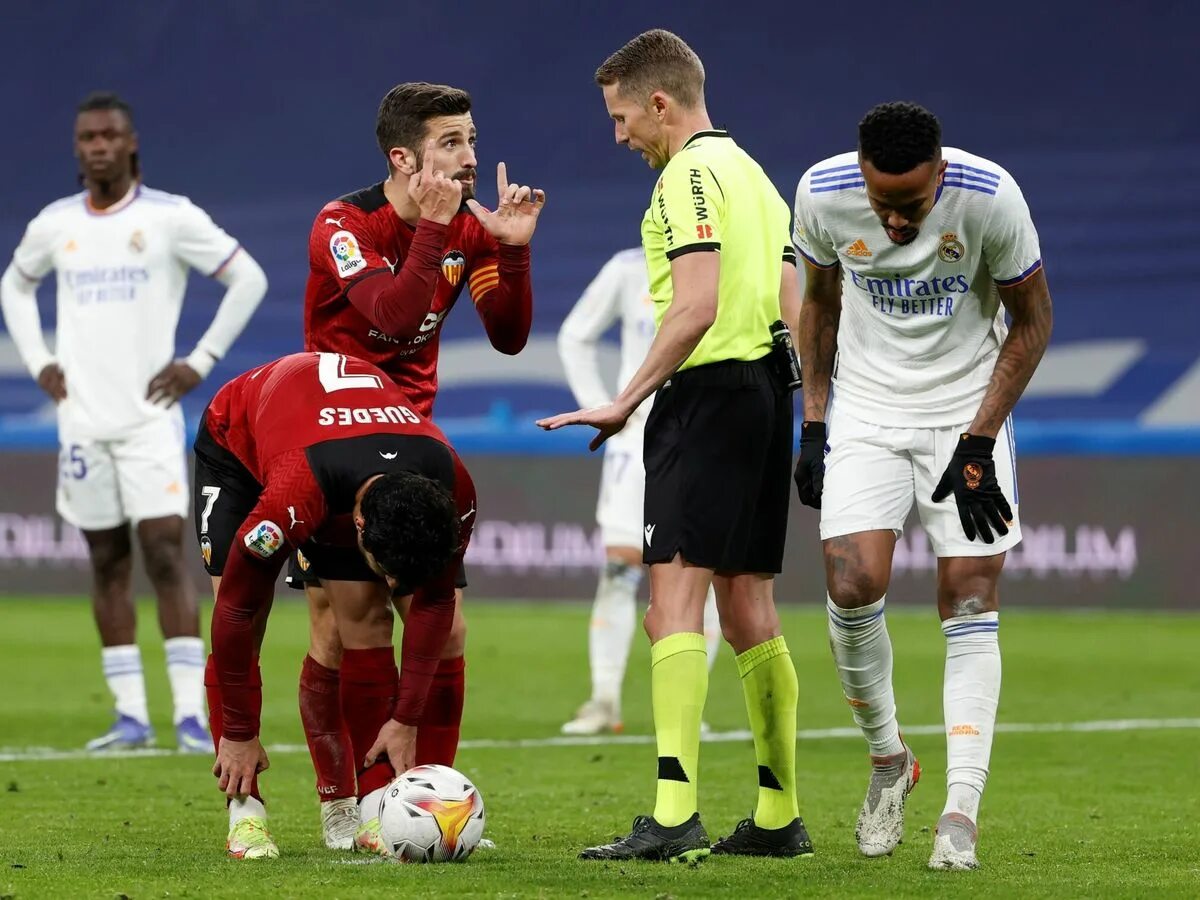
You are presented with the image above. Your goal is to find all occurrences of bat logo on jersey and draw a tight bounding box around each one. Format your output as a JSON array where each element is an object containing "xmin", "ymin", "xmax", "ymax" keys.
[
  {"xmin": 938, "ymin": 232, "xmax": 965, "ymax": 263},
  {"xmin": 440, "ymin": 250, "xmax": 466, "ymax": 286},
  {"xmin": 330, "ymin": 230, "xmax": 366, "ymax": 278},
  {"xmin": 199, "ymin": 536, "xmax": 212, "ymax": 567},
  {"xmin": 129, "ymin": 230, "xmax": 146, "ymax": 253},
  {"xmin": 244, "ymin": 520, "xmax": 285, "ymax": 558}
]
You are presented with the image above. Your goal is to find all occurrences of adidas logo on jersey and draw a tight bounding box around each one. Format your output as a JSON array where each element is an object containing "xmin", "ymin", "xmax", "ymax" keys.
[{"xmin": 847, "ymin": 239, "xmax": 872, "ymax": 258}]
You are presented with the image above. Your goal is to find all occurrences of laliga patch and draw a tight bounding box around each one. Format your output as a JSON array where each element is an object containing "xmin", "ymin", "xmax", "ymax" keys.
[
  {"xmin": 243, "ymin": 520, "xmax": 284, "ymax": 558},
  {"xmin": 329, "ymin": 230, "xmax": 366, "ymax": 278}
]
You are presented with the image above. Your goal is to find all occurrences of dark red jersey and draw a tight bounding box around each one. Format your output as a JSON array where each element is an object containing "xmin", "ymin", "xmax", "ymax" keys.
[
  {"xmin": 202, "ymin": 352, "xmax": 476, "ymax": 736},
  {"xmin": 303, "ymin": 182, "xmax": 532, "ymax": 417}
]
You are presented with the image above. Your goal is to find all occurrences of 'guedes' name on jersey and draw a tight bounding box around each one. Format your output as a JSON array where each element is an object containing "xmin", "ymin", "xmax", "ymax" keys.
[{"xmin": 793, "ymin": 147, "xmax": 1042, "ymax": 427}]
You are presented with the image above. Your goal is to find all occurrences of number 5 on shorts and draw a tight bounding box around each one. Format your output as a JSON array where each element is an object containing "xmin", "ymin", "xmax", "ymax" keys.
[{"xmin": 199, "ymin": 486, "xmax": 221, "ymax": 533}]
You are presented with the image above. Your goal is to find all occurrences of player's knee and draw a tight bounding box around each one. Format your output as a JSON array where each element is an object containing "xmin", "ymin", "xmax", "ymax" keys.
[
  {"xmin": 939, "ymin": 579, "xmax": 999, "ymax": 619},
  {"xmin": 142, "ymin": 543, "xmax": 186, "ymax": 586},
  {"xmin": 89, "ymin": 542, "xmax": 132, "ymax": 587},
  {"xmin": 826, "ymin": 562, "xmax": 887, "ymax": 610}
]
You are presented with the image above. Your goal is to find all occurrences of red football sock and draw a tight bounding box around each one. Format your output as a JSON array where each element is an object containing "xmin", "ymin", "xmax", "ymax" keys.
[
  {"xmin": 340, "ymin": 647, "xmax": 399, "ymax": 800},
  {"xmin": 415, "ymin": 655, "xmax": 465, "ymax": 766},
  {"xmin": 205, "ymin": 653, "xmax": 263, "ymax": 803},
  {"xmin": 300, "ymin": 655, "xmax": 357, "ymax": 801}
]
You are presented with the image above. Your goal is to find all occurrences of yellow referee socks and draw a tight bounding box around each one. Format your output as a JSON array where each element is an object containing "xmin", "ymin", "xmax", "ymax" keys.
[
  {"xmin": 650, "ymin": 631, "xmax": 709, "ymax": 827},
  {"xmin": 737, "ymin": 636, "xmax": 800, "ymax": 829}
]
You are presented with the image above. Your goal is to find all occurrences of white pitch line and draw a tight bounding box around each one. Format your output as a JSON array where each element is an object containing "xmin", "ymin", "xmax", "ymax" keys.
[{"xmin": 1, "ymin": 717, "xmax": 1197, "ymax": 764}]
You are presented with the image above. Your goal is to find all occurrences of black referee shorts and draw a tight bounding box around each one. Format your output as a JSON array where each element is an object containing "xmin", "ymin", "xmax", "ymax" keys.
[{"xmin": 642, "ymin": 355, "xmax": 793, "ymax": 573}]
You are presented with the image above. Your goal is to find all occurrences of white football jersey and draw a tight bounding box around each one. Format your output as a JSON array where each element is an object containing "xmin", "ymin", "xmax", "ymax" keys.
[
  {"xmin": 558, "ymin": 247, "xmax": 657, "ymax": 431},
  {"xmin": 793, "ymin": 147, "xmax": 1042, "ymax": 428},
  {"xmin": 11, "ymin": 184, "xmax": 239, "ymax": 439}
]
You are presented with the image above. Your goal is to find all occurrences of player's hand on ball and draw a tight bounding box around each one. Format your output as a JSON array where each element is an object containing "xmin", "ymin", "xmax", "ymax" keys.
[
  {"xmin": 409, "ymin": 139, "xmax": 463, "ymax": 225},
  {"xmin": 146, "ymin": 360, "xmax": 202, "ymax": 407},
  {"xmin": 465, "ymin": 162, "xmax": 545, "ymax": 246},
  {"xmin": 931, "ymin": 432, "xmax": 1014, "ymax": 543},
  {"xmin": 536, "ymin": 402, "xmax": 631, "ymax": 452},
  {"xmin": 213, "ymin": 736, "xmax": 269, "ymax": 798},
  {"xmin": 794, "ymin": 420, "xmax": 827, "ymax": 508},
  {"xmin": 36, "ymin": 362, "xmax": 67, "ymax": 403},
  {"xmin": 365, "ymin": 719, "xmax": 418, "ymax": 775}
]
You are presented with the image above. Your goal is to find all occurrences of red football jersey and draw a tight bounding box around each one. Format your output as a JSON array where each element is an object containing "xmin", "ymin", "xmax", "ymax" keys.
[
  {"xmin": 204, "ymin": 351, "xmax": 476, "ymax": 733},
  {"xmin": 304, "ymin": 182, "xmax": 532, "ymax": 418}
]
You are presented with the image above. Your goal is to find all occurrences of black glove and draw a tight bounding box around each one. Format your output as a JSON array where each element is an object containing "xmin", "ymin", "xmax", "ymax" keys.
[
  {"xmin": 793, "ymin": 421, "xmax": 827, "ymax": 509},
  {"xmin": 931, "ymin": 433, "xmax": 1014, "ymax": 544}
]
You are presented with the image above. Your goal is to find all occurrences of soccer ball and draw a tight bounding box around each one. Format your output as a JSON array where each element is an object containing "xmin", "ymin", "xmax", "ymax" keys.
[{"xmin": 378, "ymin": 764, "xmax": 486, "ymax": 862}]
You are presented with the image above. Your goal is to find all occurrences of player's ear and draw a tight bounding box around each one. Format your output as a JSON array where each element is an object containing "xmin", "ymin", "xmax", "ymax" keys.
[
  {"xmin": 390, "ymin": 146, "xmax": 417, "ymax": 177},
  {"xmin": 649, "ymin": 91, "xmax": 669, "ymax": 119}
]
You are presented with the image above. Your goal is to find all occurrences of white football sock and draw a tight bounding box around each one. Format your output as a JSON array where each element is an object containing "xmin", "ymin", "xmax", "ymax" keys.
[
  {"xmin": 941, "ymin": 612, "xmax": 1001, "ymax": 821},
  {"xmin": 588, "ymin": 560, "xmax": 641, "ymax": 706},
  {"xmin": 827, "ymin": 596, "xmax": 904, "ymax": 757},
  {"xmin": 360, "ymin": 786, "xmax": 387, "ymax": 824},
  {"xmin": 164, "ymin": 636, "xmax": 207, "ymax": 725},
  {"xmin": 229, "ymin": 794, "xmax": 266, "ymax": 826},
  {"xmin": 702, "ymin": 585, "xmax": 721, "ymax": 671},
  {"xmin": 101, "ymin": 644, "xmax": 149, "ymax": 724}
]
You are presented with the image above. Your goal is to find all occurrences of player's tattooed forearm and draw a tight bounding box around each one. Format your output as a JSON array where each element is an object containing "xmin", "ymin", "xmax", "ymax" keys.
[
  {"xmin": 973, "ymin": 275, "xmax": 1053, "ymax": 436},
  {"xmin": 799, "ymin": 296, "xmax": 840, "ymax": 421}
]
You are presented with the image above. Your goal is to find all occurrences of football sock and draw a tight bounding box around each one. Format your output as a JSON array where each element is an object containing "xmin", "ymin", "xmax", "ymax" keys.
[
  {"xmin": 340, "ymin": 647, "xmax": 399, "ymax": 800},
  {"xmin": 588, "ymin": 561, "xmax": 640, "ymax": 706},
  {"xmin": 650, "ymin": 631, "xmax": 708, "ymax": 827},
  {"xmin": 205, "ymin": 654, "xmax": 263, "ymax": 803},
  {"xmin": 415, "ymin": 655, "xmax": 465, "ymax": 766},
  {"xmin": 737, "ymin": 636, "xmax": 800, "ymax": 829},
  {"xmin": 360, "ymin": 786, "xmax": 387, "ymax": 825},
  {"xmin": 101, "ymin": 644, "xmax": 149, "ymax": 724},
  {"xmin": 229, "ymin": 795, "xmax": 267, "ymax": 826},
  {"xmin": 702, "ymin": 585, "xmax": 721, "ymax": 671},
  {"xmin": 299, "ymin": 654, "xmax": 356, "ymax": 801},
  {"xmin": 941, "ymin": 612, "xmax": 1001, "ymax": 822},
  {"xmin": 827, "ymin": 596, "xmax": 904, "ymax": 757},
  {"xmin": 164, "ymin": 636, "xmax": 206, "ymax": 725}
]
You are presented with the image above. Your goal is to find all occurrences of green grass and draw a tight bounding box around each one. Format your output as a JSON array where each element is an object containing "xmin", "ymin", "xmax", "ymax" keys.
[{"xmin": 2, "ymin": 598, "xmax": 1199, "ymax": 898}]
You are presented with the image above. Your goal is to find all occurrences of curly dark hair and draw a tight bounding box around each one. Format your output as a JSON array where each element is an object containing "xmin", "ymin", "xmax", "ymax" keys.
[
  {"xmin": 376, "ymin": 82, "xmax": 472, "ymax": 170},
  {"xmin": 858, "ymin": 101, "xmax": 941, "ymax": 175},
  {"xmin": 359, "ymin": 471, "xmax": 460, "ymax": 588}
]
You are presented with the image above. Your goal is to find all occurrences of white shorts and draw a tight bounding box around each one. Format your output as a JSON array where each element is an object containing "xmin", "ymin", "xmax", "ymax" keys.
[
  {"xmin": 820, "ymin": 405, "xmax": 1022, "ymax": 557},
  {"xmin": 596, "ymin": 428, "xmax": 646, "ymax": 549},
  {"xmin": 56, "ymin": 410, "xmax": 190, "ymax": 531}
]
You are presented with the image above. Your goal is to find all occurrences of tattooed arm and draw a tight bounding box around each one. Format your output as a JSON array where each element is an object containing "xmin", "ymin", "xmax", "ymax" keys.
[
  {"xmin": 798, "ymin": 260, "xmax": 842, "ymax": 422},
  {"xmin": 968, "ymin": 268, "xmax": 1054, "ymax": 437}
]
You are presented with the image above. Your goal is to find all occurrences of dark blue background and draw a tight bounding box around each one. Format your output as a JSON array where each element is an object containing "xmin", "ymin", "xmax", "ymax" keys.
[{"xmin": 2, "ymin": 0, "xmax": 1197, "ymax": 425}]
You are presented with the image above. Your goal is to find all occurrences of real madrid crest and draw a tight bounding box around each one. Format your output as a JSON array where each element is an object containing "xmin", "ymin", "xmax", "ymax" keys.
[
  {"xmin": 938, "ymin": 232, "xmax": 965, "ymax": 263},
  {"xmin": 129, "ymin": 230, "xmax": 146, "ymax": 253},
  {"xmin": 441, "ymin": 250, "xmax": 466, "ymax": 286}
]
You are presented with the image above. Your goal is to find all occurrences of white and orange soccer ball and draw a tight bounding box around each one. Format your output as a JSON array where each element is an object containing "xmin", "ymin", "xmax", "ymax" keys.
[{"xmin": 378, "ymin": 764, "xmax": 486, "ymax": 863}]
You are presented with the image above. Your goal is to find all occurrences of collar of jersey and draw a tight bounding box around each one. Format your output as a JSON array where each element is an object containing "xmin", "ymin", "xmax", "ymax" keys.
[
  {"xmin": 682, "ymin": 129, "xmax": 731, "ymax": 150},
  {"xmin": 84, "ymin": 181, "xmax": 141, "ymax": 216}
]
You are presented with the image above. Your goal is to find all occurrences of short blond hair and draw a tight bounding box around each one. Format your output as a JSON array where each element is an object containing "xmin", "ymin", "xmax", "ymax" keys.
[{"xmin": 595, "ymin": 29, "xmax": 705, "ymax": 109}]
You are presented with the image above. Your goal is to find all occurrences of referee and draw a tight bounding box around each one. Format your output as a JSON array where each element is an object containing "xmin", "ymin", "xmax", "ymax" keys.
[{"xmin": 538, "ymin": 29, "xmax": 811, "ymax": 861}]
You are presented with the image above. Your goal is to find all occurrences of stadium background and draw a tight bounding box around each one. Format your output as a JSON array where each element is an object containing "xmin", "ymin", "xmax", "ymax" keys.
[{"xmin": 1, "ymin": 0, "xmax": 1197, "ymax": 608}]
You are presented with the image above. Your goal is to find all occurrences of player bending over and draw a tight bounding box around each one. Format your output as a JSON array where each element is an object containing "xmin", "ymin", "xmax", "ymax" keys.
[
  {"xmin": 793, "ymin": 101, "xmax": 1053, "ymax": 870},
  {"xmin": 195, "ymin": 352, "xmax": 475, "ymax": 859}
]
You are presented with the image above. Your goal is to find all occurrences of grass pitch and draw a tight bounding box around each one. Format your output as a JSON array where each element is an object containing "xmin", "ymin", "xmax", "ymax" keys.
[{"xmin": 1, "ymin": 598, "xmax": 1198, "ymax": 898}]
